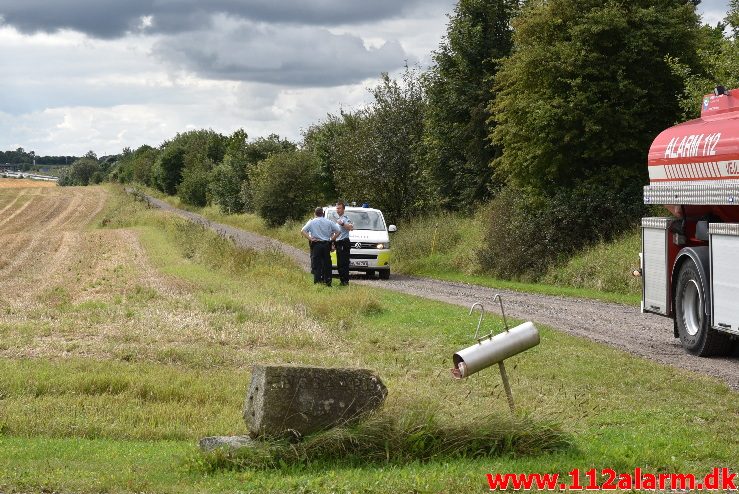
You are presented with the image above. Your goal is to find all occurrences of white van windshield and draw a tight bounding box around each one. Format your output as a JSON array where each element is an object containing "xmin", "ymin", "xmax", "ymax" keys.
[{"xmin": 327, "ymin": 210, "xmax": 386, "ymax": 231}]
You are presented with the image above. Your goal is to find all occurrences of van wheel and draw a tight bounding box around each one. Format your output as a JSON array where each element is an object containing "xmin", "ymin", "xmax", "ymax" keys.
[
  {"xmin": 674, "ymin": 260, "xmax": 730, "ymax": 356},
  {"xmin": 379, "ymin": 270, "xmax": 390, "ymax": 280}
]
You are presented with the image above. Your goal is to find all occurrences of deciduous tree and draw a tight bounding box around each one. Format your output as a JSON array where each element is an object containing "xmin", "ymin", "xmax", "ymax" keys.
[
  {"xmin": 423, "ymin": 0, "xmax": 519, "ymax": 207},
  {"xmin": 250, "ymin": 150, "xmax": 321, "ymax": 226},
  {"xmin": 492, "ymin": 0, "xmax": 703, "ymax": 188},
  {"xmin": 333, "ymin": 69, "xmax": 431, "ymax": 222}
]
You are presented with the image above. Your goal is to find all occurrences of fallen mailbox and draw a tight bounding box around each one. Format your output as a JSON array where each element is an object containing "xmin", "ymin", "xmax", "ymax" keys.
[{"xmin": 451, "ymin": 296, "xmax": 540, "ymax": 412}]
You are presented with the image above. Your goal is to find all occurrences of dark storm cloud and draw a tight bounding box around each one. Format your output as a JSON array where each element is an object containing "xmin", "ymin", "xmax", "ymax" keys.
[
  {"xmin": 0, "ymin": 0, "xmax": 153, "ymax": 38},
  {"xmin": 0, "ymin": 0, "xmax": 434, "ymax": 38},
  {"xmin": 153, "ymin": 22, "xmax": 411, "ymax": 86}
]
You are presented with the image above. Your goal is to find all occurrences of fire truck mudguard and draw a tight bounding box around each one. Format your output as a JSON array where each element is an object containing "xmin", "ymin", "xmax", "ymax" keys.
[{"xmin": 672, "ymin": 246, "xmax": 711, "ymax": 318}]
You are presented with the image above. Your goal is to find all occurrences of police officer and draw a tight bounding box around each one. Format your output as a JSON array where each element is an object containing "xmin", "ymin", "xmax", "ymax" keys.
[
  {"xmin": 301, "ymin": 207, "xmax": 340, "ymax": 286},
  {"xmin": 333, "ymin": 200, "xmax": 353, "ymax": 286},
  {"xmin": 304, "ymin": 213, "xmax": 319, "ymax": 280}
]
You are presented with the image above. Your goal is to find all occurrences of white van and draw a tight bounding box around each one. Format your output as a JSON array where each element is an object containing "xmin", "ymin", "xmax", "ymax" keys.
[{"xmin": 325, "ymin": 205, "xmax": 396, "ymax": 279}]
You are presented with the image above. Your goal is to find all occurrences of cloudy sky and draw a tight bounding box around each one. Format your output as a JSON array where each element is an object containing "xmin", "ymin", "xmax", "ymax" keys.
[{"xmin": 0, "ymin": 0, "xmax": 731, "ymax": 156}]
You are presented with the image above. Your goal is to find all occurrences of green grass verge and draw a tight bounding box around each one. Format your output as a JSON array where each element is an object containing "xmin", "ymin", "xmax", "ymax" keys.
[
  {"xmin": 541, "ymin": 229, "xmax": 642, "ymax": 297},
  {"xmin": 389, "ymin": 209, "xmax": 642, "ymax": 305},
  {"xmin": 402, "ymin": 268, "xmax": 641, "ymax": 306},
  {"xmin": 4, "ymin": 185, "xmax": 730, "ymax": 492},
  {"xmin": 132, "ymin": 188, "xmax": 642, "ymax": 305}
]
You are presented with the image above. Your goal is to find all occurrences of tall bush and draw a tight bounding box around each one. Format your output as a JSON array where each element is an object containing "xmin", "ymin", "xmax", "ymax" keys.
[
  {"xmin": 178, "ymin": 163, "xmax": 211, "ymax": 207},
  {"xmin": 152, "ymin": 130, "xmax": 227, "ymax": 195},
  {"xmin": 250, "ymin": 151, "xmax": 321, "ymax": 227},
  {"xmin": 152, "ymin": 144, "xmax": 186, "ymax": 195},
  {"xmin": 478, "ymin": 171, "xmax": 646, "ymax": 280},
  {"xmin": 332, "ymin": 69, "xmax": 433, "ymax": 222},
  {"xmin": 58, "ymin": 157, "xmax": 100, "ymax": 186}
]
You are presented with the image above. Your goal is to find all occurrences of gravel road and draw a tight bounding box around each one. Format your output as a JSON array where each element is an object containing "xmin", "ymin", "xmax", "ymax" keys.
[{"xmin": 142, "ymin": 193, "xmax": 738, "ymax": 390}]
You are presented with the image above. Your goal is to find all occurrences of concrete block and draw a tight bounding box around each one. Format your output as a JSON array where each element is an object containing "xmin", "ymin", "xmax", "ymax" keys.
[{"xmin": 243, "ymin": 365, "xmax": 387, "ymax": 439}]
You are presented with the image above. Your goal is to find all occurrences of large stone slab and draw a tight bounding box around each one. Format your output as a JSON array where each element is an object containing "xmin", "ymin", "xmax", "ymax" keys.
[{"xmin": 243, "ymin": 365, "xmax": 387, "ymax": 439}]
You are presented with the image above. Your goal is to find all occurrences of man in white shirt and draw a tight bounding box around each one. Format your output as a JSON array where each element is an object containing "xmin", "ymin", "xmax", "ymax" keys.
[
  {"xmin": 333, "ymin": 200, "xmax": 354, "ymax": 286},
  {"xmin": 301, "ymin": 207, "xmax": 340, "ymax": 286}
]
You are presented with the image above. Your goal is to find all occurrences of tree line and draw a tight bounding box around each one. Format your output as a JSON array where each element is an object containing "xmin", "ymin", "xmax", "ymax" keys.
[
  {"xmin": 69, "ymin": 0, "xmax": 739, "ymax": 279},
  {"xmin": 0, "ymin": 148, "xmax": 78, "ymax": 167}
]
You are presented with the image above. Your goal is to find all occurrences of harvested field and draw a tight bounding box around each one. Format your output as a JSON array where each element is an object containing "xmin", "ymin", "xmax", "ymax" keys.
[
  {"xmin": 0, "ymin": 178, "xmax": 57, "ymax": 188},
  {"xmin": 0, "ymin": 185, "xmax": 334, "ymax": 365}
]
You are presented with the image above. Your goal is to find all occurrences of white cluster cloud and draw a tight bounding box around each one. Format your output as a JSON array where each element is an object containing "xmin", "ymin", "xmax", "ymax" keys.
[
  {"xmin": 701, "ymin": 0, "xmax": 732, "ymax": 25},
  {"xmin": 0, "ymin": 0, "xmax": 456, "ymax": 155}
]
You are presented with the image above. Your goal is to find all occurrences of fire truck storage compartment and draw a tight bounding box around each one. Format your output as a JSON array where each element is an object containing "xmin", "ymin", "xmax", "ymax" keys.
[
  {"xmin": 641, "ymin": 217, "xmax": 672, "ymax": 315},
  {"xmin": 709, "ymin": 223, "xmax": 739, "ymax": 335}
]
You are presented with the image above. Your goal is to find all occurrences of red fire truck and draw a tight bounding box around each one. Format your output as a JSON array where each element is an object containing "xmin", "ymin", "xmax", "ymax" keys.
[{"xmin": 640, "ymin": 86, "xmax": 739, "ymax": 356}]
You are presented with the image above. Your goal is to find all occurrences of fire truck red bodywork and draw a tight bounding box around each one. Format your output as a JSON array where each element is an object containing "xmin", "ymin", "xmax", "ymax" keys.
[{"xmin": 641, "ymin": 88, "xmax": 739, "ymax": 355}]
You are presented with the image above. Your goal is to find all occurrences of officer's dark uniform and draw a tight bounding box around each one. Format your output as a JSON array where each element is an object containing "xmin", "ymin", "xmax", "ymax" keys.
[
  {"xmin": 304, "ymin": 219, "xmax": 319, "ymax": 280},
  {"xmin": 302, "ymin": 214, "xmax": 340, "ymax": 286},
  {"xmin": 334, "ymin": 213, "xmax": 353, "ymax": 285}
]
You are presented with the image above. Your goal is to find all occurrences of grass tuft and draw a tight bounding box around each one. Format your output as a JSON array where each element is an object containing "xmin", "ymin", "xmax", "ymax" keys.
[{"xmin": 190, "ymin": 407, "xmax": 570, "ymax": 472}]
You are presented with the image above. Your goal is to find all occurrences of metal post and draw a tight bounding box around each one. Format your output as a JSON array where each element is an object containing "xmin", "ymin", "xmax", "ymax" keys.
[
  {"xmin": 498, "ymin": 361, "xmax": 515, "ymax": 413},
  {"xmin": 430, "ymin": 223, "xmax": 439, "ymax": 256}
]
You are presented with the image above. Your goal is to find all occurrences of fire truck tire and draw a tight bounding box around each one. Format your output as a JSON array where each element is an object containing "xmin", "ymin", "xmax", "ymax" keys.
[
  {"xmin": 674, "ymin": 261, "xmax": 731, "ymax": 356},
  {"xmin": 379, "ymin": 269, "xmax": 390, "ymax": 280}
]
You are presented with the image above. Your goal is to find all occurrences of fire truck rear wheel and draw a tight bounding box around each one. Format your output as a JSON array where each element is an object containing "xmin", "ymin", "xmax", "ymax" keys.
[{"xmin": 674, "ymin": 260, "xmax": 731, "ymax": 356}]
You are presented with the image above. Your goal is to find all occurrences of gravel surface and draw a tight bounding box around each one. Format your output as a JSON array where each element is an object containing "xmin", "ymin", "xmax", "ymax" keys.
[{"xmin": 142, "ymin": 193, "xmax": 738, "ymax": 390}]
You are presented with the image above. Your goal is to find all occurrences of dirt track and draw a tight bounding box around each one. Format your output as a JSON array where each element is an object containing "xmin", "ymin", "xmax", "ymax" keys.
[{"xmin": 139, "ymin": 193, "xmax": 738, "ymax": 390}]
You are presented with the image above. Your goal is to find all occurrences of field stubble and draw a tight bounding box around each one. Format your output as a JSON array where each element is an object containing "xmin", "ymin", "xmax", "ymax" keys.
[
  {"xmin": 0, "ymin": 178, "xmax": 56, "ymax": 189},
  {"xmin": 0, "ymin": 186, "xmax": 335, "ymax": 367}
]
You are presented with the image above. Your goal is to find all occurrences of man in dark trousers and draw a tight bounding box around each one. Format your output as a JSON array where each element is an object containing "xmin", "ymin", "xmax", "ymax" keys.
[
  {"xmin": 333, "ymin": 200, "xmax": 354, "ymax": 286},
  {"xmin": 301, "ymin": 207, "xmax": 340, "ymax": 286},
  {"xmin": 303, "ymin": 213, "xmax": 320, "ymax": 281}
]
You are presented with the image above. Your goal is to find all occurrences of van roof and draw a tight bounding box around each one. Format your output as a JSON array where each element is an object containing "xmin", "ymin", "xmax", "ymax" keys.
[{"xmin": 324, "ymin": 205, "xmax": 383, "ymax": 214}]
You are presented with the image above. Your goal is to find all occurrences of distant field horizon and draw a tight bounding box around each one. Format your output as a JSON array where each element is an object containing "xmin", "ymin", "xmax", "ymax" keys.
[{"xmin": 0, "ymin": 178, "xmax": 56, "ymax": 188}]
